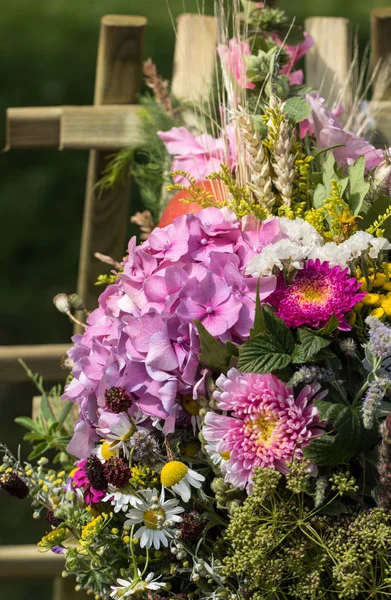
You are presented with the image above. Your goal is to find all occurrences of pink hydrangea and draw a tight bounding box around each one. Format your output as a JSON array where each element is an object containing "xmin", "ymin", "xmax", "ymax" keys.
[
  {"xmin": 63, "ymin": 208, "xmax": 280, "ymax": 458},
  {"xmin": 203, "ymin": 368, "xmax": 325, "ymax": 491},
  {"xmin": 271, "ymin": 259, "xmax": 366, "ymax": 330}
]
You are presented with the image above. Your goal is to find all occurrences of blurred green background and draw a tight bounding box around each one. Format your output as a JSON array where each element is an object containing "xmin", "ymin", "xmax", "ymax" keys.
[{"xmin": 0, "ymin": 0, "xmax": 389, "ymax": 597}]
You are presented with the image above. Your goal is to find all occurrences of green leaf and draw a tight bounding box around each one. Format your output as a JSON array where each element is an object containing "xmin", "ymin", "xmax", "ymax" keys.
[
  {"xmin": 347, "ymin": 156, "xmax": 370, "ymax": 216},
  {"xmin": 58, "ymin": 401, "xmax": 74, "ymax": 428},
  {"xmin": 291, "ymin": 329, "xmax": 331, "ymax": 364},
  {"xmin": 316, "ymin": 314, "xmax": 339, "ymax": 336},
  {"xmin": 23, "ymin": 432, "xmax": 44, "ymax": 442},
  {"xmin": 304, "ymin": 400, "xmax": 375, "ymax": 467},
  {"xmin": 319, "ymin": 499, "xmax": 349, "ymax": 516},
  {"xmin": 359, "ymin": 195, "xmax": 391, "ymax": 237},
  {"xmin": 40, "ymin": 394, "xmax": 56, "ymax": 424},
  {"xmin": 14, "ymin": 416, "xmax": 42, "ymax": 433},
  {"xmin": 195, "ymin": 320, "xmax": 230, "ymax": 373},
  {"xmin": 238, "ymin": 335, "xmax": 292, "ymax": 374},
  {"xmin": 284, "ymin": 97, "xmax": 311, "ymax": 123},
  {"xmin": 250, "ymin": 281, "xmax": 265, "ymax": 339},
  {"xmin": 313, "ymin": 153, "xmax": 336, "ymax": 208},
  {"xmin": 313, "ymin": 183, "xmax": 327, "ymax": 208},
  {"xmin": 28, "ymin": 442, "xmax": 50, "ymax": 460},
  {"xmin": 263, "ymin": 307, "xmax": 295, "ymax": 353}
]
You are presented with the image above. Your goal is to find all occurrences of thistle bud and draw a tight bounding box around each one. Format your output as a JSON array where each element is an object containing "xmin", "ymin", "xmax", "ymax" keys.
[{"xmin": 53, "ymin": 294, "xmax": 70, "ymax": 314}]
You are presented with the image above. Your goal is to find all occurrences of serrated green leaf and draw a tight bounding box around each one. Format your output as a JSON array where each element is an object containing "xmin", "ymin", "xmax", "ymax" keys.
[
  {"xmin": 316, "ymin": 314, "xmax": 339, "ymax": 336},
  {"xmin": 291, "ymin": 328, "xmax": 331, "ymax": 364},
  {"xmin": 28, "ymin": 442, "xmax": 50, "ymax": 460},
  {"xmin": 263, "ymin": 307, "xmax": 295, "ymax": 353},
  {"xmin": 195, "ymin": 320, "xmax": 230, "ymax": 373},
  {"xmin": 284, "ymin": 97, "xmax": 311, "ymax": 123},
  {"xmin": 304, "ymin": 400, "xmax": 375, "ymax": 467},
  {"xmin": 238, "ymin": 335, "xmax": 292, "ymax": 374},
  {"xmin": 14, "ymin": 416, "xmax": 42, "ymax": 433},
  {"xmin": 347, "ymin": 156, "xmax": 370, "ymax": 216}
]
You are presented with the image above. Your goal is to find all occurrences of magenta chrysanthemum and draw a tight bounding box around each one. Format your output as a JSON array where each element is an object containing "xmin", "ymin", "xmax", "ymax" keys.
[
  {"xmin": 273, "ymin": 259, "xmax": 365, "ymax": 330},
  {"xmin": 203, "ymin": 368, "xmax": 326, "ymax": 491}
]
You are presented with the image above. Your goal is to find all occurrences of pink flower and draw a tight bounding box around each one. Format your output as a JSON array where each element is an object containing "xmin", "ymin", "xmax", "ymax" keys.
[
  {"xmin": 62, "ymin": 207, "xmax": 279, "ymax": 457},
  {"xmin": 305, "ymin": 93, "xmax": 387, "ymax": 170},
  {"xmin": 203, "ymin": 368, "xmax": 325, "ymax": 491},
  {"xmin": 272, "ymin": 259, "xmax": 366, "ymax": 330},
  {"xmin": 217, "ymin": 39, "xmax": 255, "ymax": 90},
  {"xmin": 157, "ymin": 126, "xmax": 237, "ymax": 184},
  {"xmin": 71, "ymin": 459, "xmax": 106, "ymax": 504},
  {"xmin": 280, "ymin": 32, "xmax": 315, "ymax": 77}
]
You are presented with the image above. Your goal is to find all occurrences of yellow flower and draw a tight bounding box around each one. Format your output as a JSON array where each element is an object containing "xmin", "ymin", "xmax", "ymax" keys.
[
  {"xmin": 38, "ymin": 527, "xmax": 67, "ymax": 549},
  {"xmin": 383, "ymin": 282, "xmax": 391, "ymax": 291},
  {"xmin": 371, "ymin": 307, "xmax": 385, "ymax": 318},
  {"xmin": 130, "ymin": 464, "xmax": 158, "ymax": 489},
  {"xmin": 373, "ymin": 273, "xmax": 386, "ymax": 287},
  {"xmin": 101, "ymin": 441, "xmax": 117, "ymax": 460},
  {"xmin": 161, "ymin": 461, "xmax": 188, "ymax": 488},
  {"xmin": 382, "ymin": 300, "xmax": 391, "ymax": 317},
  {"xmin": 362, "ymin": 293, "xmax": 381, "ymax": 307},
  {"xmin": 358, "ymin": 278, "xmax": 368, "ymax": 291}
]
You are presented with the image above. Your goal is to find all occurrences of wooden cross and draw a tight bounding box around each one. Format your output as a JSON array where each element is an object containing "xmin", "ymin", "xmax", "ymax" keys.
[{"xmin": 0, "ymin": 13, "xmax": 218, "ymax": 384}]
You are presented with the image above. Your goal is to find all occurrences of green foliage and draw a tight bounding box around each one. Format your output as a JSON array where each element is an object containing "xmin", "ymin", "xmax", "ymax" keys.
[
  {"xmin": 347, "ymin": 155, "xmax": 371, "ymax": 215},
  {"xmin": 291, "ymin": 328, "xmax": 332, "ymax": 364},
  {"xmin": 284, "ymin": 96, "xmax": 311, "ymax": 123},
  {"xmin": 15, "ymin": 361, "xmax": 74, "ymax": 465},
  {"xmin": 195, "ymin": 321, "xmax": 232, "ymax": 374},
  {"xmin": 304, "ymin": 399, "xmax": 375, "ymax": 467}
]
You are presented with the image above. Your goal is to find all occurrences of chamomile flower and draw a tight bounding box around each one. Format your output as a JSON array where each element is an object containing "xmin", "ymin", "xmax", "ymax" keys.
[
  {"xmin": 93, "ymin": 440, "xmax": 118, "ymax": 463},
  {"xmin": 98, "ymin": 412, "xmax": 145, "ymax": 457},
  {"xmin": 110, "ymin": 571, "xmax": 166, "ymax": 599},
  {"xmin": 124, "ymin": 488, "xmax": 183, "ymax": 549},
  {"xmin": 102, "ymin": 484, "xmax": 142, "ymax": 513},
  {"xmin": 204, "ymin": 441, "xmax": 231, "ymax": 467},
  {"xmin": 160, "ymin": 461, "xmax": 204, "ymax": 502}
]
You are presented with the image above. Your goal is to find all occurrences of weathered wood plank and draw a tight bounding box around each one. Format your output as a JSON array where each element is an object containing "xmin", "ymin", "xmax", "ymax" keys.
[
  {"xmin": 6, "ymin": 105, "xmax": 142, "ymax": 150},
  {"xmin": 76, "ymin": 15, "xmax": 147, "ymax": 317},
  {"xmin": 305, "ymin": 17, "xmax": 351, "ymax": 108},
  {"xmin": 171, "ymin": 14, "xmax": 217, "ymax": 103},
  {"xmin": 370, "ymin": 100, "xmax": 391, "ymax": 145},
  {"xmin": 0, "ymin": 545, "xmax": 64, "ymax": 578},
  {"xmin": 0, "ymin": 344, "xmax": 71, "ymax": 384},
  {"xmin": 371, "ymin": 8, "xmax": 391, "ymax": 101}
]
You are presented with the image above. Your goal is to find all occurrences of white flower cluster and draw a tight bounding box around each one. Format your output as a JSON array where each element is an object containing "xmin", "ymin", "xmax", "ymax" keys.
[{"xmin": 246, "ymin": 218, "xmax": 391, "ymax": 277}]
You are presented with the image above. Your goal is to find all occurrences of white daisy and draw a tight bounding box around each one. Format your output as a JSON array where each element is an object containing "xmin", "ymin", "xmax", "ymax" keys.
[
  {"xmin": 110, "ymin": 571, "xmax": 166, "ymax": 599},
  {"xmin": 204, "ymin": 440, "xmax": 231, "ymax": 467},
  {"xmin": 124, "ymin": 488, "xmax": 184, "ymax": 549},
  {"xmin": 102, "ymin": 484, "xmax": 143, "ymax": 513},
  {"xmin": 160, "ymin": 460, "xmax": 205, "ymax": 502},
  {"xmin": 92, "ymin": 440, "xmax": 119, "ymax": 463},
  {"xmin": 98, "ymin": 412, "xmax": 145, "ymax": 457}
]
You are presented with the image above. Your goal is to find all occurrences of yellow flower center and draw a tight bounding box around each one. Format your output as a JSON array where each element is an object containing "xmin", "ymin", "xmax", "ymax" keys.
[
  {"xmin": 246, "ymin": 414, "xmax": 277, "ymax": 447},
  {"xmin": 183, "ymin": 396, "xmax": 200, "ymax": 416},
  {"xmin": 143, "ymin": 508, "xmax": 165, "ymax": 530},
  {"xmin": 160, "ymin": 461, "xmax": 188, "ymax": 487},
  {"xmin": 219, "ymin": 451, "xmax": 231, "ymax": 460},
  {"xmin": 101, "ymin": 441, "xmax": 117, "ymax": 460}
]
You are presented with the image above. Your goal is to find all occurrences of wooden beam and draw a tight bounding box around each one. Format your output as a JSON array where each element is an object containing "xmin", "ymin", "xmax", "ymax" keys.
[
  {"xmin": 370, "ymin": 100, "xmax": 391, "ymax": 145},
  {"xmin": 0, "ymin": 344, "xmax": 70, "ymax": 384},
  {"xmin": 371, "ymin": 8, "xmax": 391, "ymax": 101},
  {"xmin": 6, "ymin": 105, "xmax": 142, "ymax": 150},
  {"xmin": 305, "ymin": 17, "xmax": 351, "ymax": 108},
  {"xmin": 171, "ymin": 14, "xmax": 217, "ymax": 103},
  {"xmin": 76, "ymin": 15, "xmax": 147, "ymax": 317},
  {"xmin": 0, "ymin": 545, "xmax": 64, "ymax": 578}
]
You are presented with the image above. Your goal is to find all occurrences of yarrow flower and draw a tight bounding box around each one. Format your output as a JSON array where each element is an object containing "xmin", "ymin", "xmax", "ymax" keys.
[
  {"xmin": 203, "ymin": 368, "xmax": 326, "ymax": 491},
  {"xmin": 272, "ymin": 259, "xmax": 366, "ymax": 330},
  {"xmin": 124, "ymin": 488, "xmax": 184, "ymax": 549}
]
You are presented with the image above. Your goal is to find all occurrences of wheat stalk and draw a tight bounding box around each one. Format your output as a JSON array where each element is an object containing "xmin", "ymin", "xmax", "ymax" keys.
[{"xmin": 268, "ymin": 95, "xmax": 295, "ymax": 206}]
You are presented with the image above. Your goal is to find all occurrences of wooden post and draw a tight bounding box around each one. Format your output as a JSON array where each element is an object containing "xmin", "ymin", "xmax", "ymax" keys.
[
  {"xmin": 76, "ymin": 15, "xmax": 147, "ymax": 315},
  {"xmin": 371, "ymin": 8, "xmax": 391, "ymax": 101},
  {"xmin": 305, "ymin": 17, "xmax": 351, "ymax": 108},
  {"xmin": 171, "ymin": 14, "xmax": 217, "ymax": 104},
  {"xmin": 0, "ymin": 344, "xmax": 71, "ymax": 383}
]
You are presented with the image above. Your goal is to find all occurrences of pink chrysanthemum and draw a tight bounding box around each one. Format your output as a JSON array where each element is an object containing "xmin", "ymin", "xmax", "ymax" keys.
[
  {"xmin": 203, "ymin": 368, "xmax": 326, "ymax": 491},
  {"xmin": 273, "ymin": 259, "xmax": 365, "ymax": 330}
]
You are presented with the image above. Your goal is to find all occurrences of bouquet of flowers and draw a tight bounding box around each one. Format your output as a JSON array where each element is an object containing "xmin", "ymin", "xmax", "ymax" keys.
[{"xmin": 3, "ymin": 1, "xmax": 391, "ymax": 598}]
